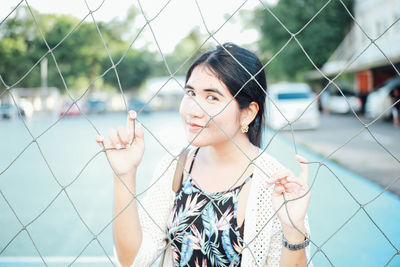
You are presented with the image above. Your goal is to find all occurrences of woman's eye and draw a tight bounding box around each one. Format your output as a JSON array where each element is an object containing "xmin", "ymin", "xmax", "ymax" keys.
[
  {"xmin": 207, "ymin": 95, "xmax": 218, "ymax": 101},
  {"xmin": 186, "ymin": 90, "xmax": 195, "ymax": 96}
]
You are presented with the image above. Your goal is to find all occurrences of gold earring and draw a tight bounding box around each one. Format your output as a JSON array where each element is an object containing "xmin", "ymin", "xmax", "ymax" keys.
[{"xmin": 241, "ymin": 124, "xmax": 249, "ymax": 133}]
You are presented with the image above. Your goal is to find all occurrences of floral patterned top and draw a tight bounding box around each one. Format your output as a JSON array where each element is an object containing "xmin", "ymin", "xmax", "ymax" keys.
[{"xmin": 167, "ymin": 147, "xmax": 253, "ymax": 267}]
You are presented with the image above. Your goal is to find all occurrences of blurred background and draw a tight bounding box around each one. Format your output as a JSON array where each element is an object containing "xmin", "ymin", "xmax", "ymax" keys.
[{"xmin": 1, "ymin": 0, "xmax": 400, "ymax": 266}]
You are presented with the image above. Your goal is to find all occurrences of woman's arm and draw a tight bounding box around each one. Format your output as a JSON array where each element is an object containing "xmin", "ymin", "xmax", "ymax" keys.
[
  {"xmin": 113, "ymin": 171, "xmax": 142, "ymax": 267},
  {"xmin": 112, "ymin": 151, "xmax": 178, "ymax": 267},
  {"xmin": 279, "ymin": 225, "xmax": 307, "ymax": 267},
  {"xmin": 266, "ymin": 214, "xmax": 312, "ymax": 267},
  {"xmin": 267, "ymin": 154, "xmax": 312, "ymax": 267},
  {"xmin": 95, "ymin": 111, "xmax": 147, "ymax": 266}
]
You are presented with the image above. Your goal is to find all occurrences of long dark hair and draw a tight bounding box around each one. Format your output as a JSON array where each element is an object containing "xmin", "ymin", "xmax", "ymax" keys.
[{"xmin": 185, "ymin": 43, "xmax": 267, "ymax": 147}]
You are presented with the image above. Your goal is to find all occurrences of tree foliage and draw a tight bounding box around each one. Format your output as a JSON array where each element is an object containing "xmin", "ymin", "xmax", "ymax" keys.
[
  {"xmin": 101, "ymin": 47, "xmax": 153, "ymax": 90},
  {"xmin": 0, "ymin": 6, "xmax": 153, "ymax": 93},
  {"xmin": 255, "ymin": 0, "xmax": 354, "ymax": 81}
]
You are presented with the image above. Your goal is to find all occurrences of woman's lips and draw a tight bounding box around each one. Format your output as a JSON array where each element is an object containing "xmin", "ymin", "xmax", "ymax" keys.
[{"xmin": 187, "ymin": 122, "xmax": 204, "ymax": 132}]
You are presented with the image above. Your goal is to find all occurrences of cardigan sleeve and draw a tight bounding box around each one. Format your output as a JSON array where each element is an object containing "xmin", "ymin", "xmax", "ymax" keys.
[
  {"xmin": 113, "ymin": 151, "xmax": 177, "ymax": 267},
  {"xmin": 265, "ymin": 216, "xmax": 282, "ymax": 267}
]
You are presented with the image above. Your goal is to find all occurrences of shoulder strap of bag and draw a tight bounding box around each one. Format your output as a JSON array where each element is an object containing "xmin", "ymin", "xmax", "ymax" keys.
[
  {"xmin": 172, "ymin": 147, "xmax": 190, "ymax": 193},
  {"xmin": 160, "ymin": 147, "xmax": 190, "ymax": 266}
]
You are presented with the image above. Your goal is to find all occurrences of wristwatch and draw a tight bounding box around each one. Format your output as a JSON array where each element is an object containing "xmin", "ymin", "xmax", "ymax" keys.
[{"xmin": 282, "ymin": 233, "xmax": 310, "ymax": 251}]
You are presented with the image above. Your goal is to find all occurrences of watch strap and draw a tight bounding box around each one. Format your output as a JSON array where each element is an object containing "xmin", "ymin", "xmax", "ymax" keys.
[{"xmin": 282, "ymin": 233, "xmax": 310, "ymax": 251}]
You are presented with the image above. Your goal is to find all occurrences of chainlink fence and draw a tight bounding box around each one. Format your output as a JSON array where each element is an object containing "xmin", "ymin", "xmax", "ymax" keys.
[{"xmin": 1, "ymin": 0, "xmax": 400, "ymax": 266}]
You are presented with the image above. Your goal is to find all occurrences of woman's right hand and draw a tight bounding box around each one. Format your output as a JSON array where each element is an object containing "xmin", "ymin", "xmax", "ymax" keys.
[{"xmin": 95, "ymin": 110, "xmax": 145, "ymax": 178}]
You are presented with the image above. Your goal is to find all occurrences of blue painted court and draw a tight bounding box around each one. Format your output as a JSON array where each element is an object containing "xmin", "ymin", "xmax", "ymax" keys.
[{"xmin": 0, "ymin": 112, "xmax": 399, "ymax": 266}]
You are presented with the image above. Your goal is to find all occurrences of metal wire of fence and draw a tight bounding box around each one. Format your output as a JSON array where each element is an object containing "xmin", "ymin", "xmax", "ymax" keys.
[{"xmin": 0, "ymin": 0, "xmax": 399, "ymax": 266}]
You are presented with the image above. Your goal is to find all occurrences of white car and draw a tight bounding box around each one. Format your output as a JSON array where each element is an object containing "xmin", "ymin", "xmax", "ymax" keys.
[
  {"xmin": 265, "ymin": 82, "xmax": 320, "ymax": 130},
  {"xmin": 323, "ymin": 85, "xmax": 362, "ymax": 114},
  {"xmin": 365, "ymin": 77, "xmax": 400, "ymax": 120}
]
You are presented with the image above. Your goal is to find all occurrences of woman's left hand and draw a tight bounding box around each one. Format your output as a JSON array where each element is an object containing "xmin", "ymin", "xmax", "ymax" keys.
[{"xmin": 266, "ymin": 155, "xmax": 310, "ymax": 230}]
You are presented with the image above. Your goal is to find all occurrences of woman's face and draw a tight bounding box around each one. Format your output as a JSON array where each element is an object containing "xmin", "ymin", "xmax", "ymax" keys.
[{"xmin": 179, "ymin": 65, "xmax": 243, "ymax": 147}]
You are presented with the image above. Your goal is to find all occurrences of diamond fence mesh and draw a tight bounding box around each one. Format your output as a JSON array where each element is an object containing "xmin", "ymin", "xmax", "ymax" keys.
[{"xmin": 0, "ymin": 0, "xmax": 399, "ymax": 266}]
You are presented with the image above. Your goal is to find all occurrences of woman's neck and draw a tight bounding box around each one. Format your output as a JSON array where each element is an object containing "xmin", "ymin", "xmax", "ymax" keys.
[{"xmin": 200, "ymin": 136, "xmax": 260, "ymax": 167}]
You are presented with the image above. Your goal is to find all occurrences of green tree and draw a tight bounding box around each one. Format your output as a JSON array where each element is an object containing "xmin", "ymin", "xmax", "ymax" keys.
[
  {"xmin": 98, "ymin": 5, "xmax": 154, "ymax": 91},
  {"xmin": 254, "ymin": 0, "xmax": 354, "ymax": 81},
  {"xmin": 101, "ymin": 47, "xmax": 152, "ymax": 91},
  {"xmin": 0, "ymin": 6, "xmax": 153, "ymax": 94},
  {"xmin": 0, "ymin": 7, "xmax": 42, "ymax": 88},
  {"xmin": 0, "ymin": 7, "xmax": 108, "ymax": 91},
  {"xmin": 43, "ymin": 14, "xmax": 107, "ymax": 91}
]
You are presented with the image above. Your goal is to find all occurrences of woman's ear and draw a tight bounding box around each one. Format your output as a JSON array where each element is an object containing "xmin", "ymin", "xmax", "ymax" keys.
[{"xmin": 241, "ymin": 101, "xmax": 259, "ymax": 126}]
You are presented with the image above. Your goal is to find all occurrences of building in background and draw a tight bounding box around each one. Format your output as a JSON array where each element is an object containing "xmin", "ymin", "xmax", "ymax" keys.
[{"xmin": 308, "ymin": 0, "xmax": 400, "ymax": 115}]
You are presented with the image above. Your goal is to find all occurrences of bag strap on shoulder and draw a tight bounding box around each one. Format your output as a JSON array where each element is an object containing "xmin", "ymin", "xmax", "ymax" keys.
[
  {"xmin": 161, "ymin": 147, "xmax": 190, "ymax": 266},
  {"xmin": 172, "ymin": 147, "xmax": 190, "ymax": 193}
]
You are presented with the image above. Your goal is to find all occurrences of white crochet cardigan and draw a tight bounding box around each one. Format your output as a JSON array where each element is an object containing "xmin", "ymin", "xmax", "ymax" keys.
[{"xmin": 113, "ymin": 146, "xmax": 312, "ymax": 267}]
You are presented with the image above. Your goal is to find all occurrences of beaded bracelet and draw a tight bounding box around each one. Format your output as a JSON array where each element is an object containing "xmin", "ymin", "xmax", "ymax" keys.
[{"xmin": 282, "ymin": 233, "xmax": 310, "ymax": 251}]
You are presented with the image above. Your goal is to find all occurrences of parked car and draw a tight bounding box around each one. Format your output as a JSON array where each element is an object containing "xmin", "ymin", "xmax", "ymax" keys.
[
  {"xmin": 87, "ymin": 99, "xmax": 106, "ymax": 114},
  {"xmin": 59, "ymin": 102, "xmax": 84, "ymax": 116},
  {"xmin": 365, "ymin": 77, "xmax": 400, "ymax": 120},
  {"xmin": 265, "ymin": 82, "xmax": 320, "ymax": 130},
  {"xmin": 0, "ymin": 103, "xmax": 25, "ymax": 119},
  {"xmin": 322, "ymin": 84, "xmax": 362, "ymax": 114},
  {"xmin": 129, "ymin": 99, "xmax": 151, "ymax": 113}
]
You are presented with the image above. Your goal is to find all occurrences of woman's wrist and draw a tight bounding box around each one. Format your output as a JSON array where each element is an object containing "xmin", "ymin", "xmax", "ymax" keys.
[
  {"xmin": 281, "ymin": 223, "xmax": 307, "ymax": 244},
  {"xmin": 113, "ymin": 171, "xmax": 136, "ymax": 188},
  {"xmin": 282, "ymin": 232, "xmax": 310, "ymax": 251}
]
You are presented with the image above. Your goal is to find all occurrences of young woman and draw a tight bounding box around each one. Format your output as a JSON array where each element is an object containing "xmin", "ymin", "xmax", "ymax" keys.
[{"xmin": 96, "ymin": 43, "xmax": 312, "ymax": 267}]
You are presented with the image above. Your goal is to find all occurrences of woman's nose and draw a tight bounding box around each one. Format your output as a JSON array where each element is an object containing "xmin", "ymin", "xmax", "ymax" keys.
[{"xmin": 188, "ymin": 98, "xmax": 205, "ymax": 117}]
